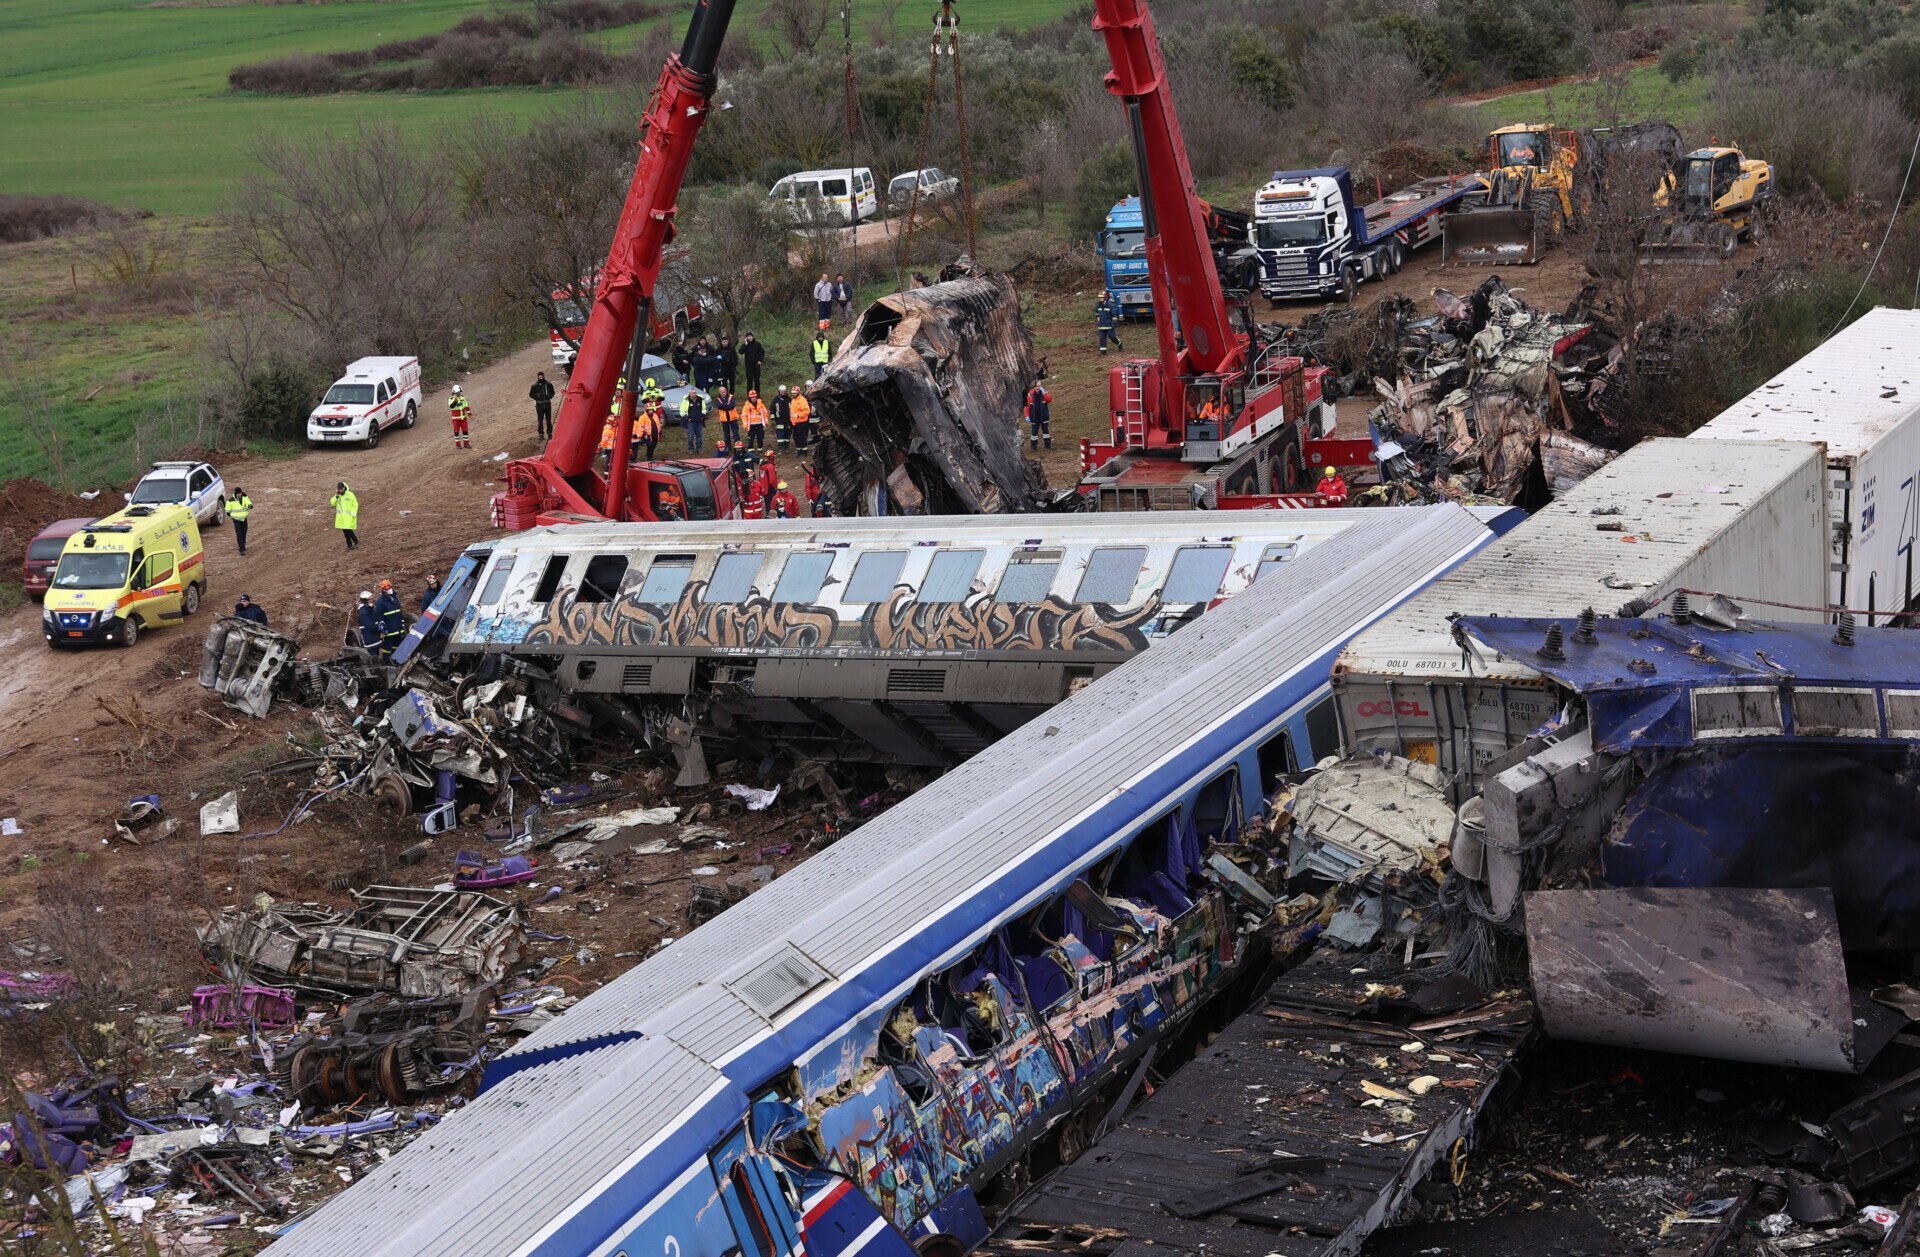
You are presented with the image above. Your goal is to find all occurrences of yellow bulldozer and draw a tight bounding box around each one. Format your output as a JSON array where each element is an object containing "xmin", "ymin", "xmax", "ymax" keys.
[
  {"xmin": 1639, "ymin": 145, "xmax": 1774, "ymax": 262},
  {"xmin": 1443, "ymin": 121, "xmax": 1683, "ymax": 264}
]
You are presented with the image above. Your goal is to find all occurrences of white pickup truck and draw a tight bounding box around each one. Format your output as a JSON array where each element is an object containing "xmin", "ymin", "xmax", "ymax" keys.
[
  {"xmin": 307, "ymin": 356, "xmax": 422, "ymax": 450},
  {"xmin": 128, "ymin": 460, "xmax": 225, "ymax": 527}
]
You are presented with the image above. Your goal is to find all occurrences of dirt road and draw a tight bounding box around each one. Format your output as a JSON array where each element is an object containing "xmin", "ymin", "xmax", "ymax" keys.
[{"xmin": 0, "ymin": 340, "xmax": 554, "ymax": 857}]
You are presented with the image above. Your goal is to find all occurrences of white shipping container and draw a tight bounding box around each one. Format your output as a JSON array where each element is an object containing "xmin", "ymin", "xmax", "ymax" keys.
[
  {"xmin": 1688, "ymin": 306, "xmax": 1920, "ymax": 619},
  {"xmin": 1334, "ymin": 438, "xmax": 1828, "ymax": 789}
]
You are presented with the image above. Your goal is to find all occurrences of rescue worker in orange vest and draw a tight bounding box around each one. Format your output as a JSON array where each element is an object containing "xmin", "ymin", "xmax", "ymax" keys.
[
  {"xmin": 741, "ymin": 391, "xmax": 770, "ymax": 450},
  {"xmin": 598, "ymin": 376, "xmax": 627, "ymax": 469},
  {"xmin": 658, "ymin": 483, "xmax": 685, "ymax": 522},
  {"xmin": 1317, "ymin": 466, "xmax": 1349, "ymax": 506},
  {"xmin": 448, "ymin": 384, "xmax": 473, "ymax": 449},
  {"xmin": 634, "ymin": 400, "xmax": 661, "ymax": 462},
  {"xmin": 788, "ymin": 387, "xmax": 813, "ymax": 451},
  {"xmin": 771, "ymin": 481, "xmax": 800, "ymax": 519}
]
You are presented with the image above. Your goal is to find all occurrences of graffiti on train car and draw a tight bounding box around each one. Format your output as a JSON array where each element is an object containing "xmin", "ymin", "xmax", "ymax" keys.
[
  {"xmin": 470, "ymin": 580, "xmax": 1168, "ymax": 656},
  {"xmin": 862, "ymin": 589, "xmax": 1162, "ymax": 654}
]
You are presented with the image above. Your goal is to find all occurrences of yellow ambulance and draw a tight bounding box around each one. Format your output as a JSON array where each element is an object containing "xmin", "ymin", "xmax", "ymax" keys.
[{"xmin": 41, "ymin": 503, "xmax": 205, "ymax": 648}]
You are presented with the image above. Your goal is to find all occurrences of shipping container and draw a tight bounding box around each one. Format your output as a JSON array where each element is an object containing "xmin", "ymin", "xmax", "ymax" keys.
[
  {"xmin": 1688, "ymin": 306, "xmax": 1920, "ymax": 620},
  {"xmin": 1333, "ymin": 438, "xmax": 1828, "ymax": 791}
]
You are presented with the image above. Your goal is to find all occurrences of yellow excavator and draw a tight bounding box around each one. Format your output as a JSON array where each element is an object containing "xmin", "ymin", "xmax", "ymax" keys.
[
  {"xmin": 1639, "ymin": 144, "xmax": 1774, "ymax": 262},
  {"xmin": 1444, "ymin": 121, "xmax": 1682, "ymax": 264}
]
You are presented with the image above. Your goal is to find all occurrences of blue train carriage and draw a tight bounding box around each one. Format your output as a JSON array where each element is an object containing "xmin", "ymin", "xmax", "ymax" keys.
[{"xmin": 268, "ymin": 504, "xmax": 1513, "ymax": 1257}]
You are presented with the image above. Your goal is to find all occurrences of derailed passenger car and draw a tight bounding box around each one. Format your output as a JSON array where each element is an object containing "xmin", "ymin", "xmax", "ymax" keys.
[{"xmin": 266, "ymin": 505, "xmax": 1514, "ymax": 1257}]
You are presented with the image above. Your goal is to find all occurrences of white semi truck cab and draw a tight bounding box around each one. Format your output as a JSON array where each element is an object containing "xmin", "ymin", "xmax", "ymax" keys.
[{"xmin": 1254, "ymin": 166, "xmax": 1481, "ymax": 302}]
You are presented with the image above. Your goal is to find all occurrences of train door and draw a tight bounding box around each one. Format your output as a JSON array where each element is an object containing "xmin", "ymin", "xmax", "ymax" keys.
[{"xmin": 710, "ymin": 1124, "xmax": 803, "ymax": 1257}]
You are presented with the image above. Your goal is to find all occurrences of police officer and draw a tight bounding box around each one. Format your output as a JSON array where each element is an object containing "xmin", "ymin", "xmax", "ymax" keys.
[
  {"xmin": 529, "ymin": 372, "xmax": 556, "ymax": 439},
  {"xmin": 680, "ymin": 388, "xmax": 709, "ymax": 454},
  {"xmin": 810, "ymin": 324, "xmax": 832, "ymax": 379},
  {"xmin": 223, "ymin": 486, "xmax": 252, "ymax": 556},
  {"xmin": 1096, "ymin": 293, "xmax": 1123, "ymax": 354},
  {"xmin": 233, "ymin": 593, "xmax": 267, "ymax": 625}
]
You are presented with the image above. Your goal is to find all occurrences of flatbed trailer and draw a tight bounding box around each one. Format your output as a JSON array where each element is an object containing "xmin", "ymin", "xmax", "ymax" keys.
[{"xmin": 1256, "ymin": 168, "xmax": 1485, "ymax": 302}]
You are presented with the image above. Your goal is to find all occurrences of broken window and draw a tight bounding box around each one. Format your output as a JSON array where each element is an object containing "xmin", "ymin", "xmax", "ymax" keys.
[
  {"xmin": 1691, "ymin": 686, "xmax": 1784, "ymax": 739},
  {"xmin": 1193, "ymin": 767, "xmax": 1241, "ymax": 844},
  {"xmin": 1254, "ymin": 542, "xmax": 1299, "ymax": 582},
  {"xmin": 1259, "ymin": 727, "xmax": 1296, "ymax": 789},
  {"xmin": 1075, "ymin": 546, "xmax": 1145, "ymax": 604},
  {"xmin": 475, "ymin": 556, "xmax": 516, "ymax": 607},
  {"xmin": 578, "ymin": 555, "xmax": 628, "ymax": 604},
  {"xmin": 531, "ymin": 555, "xmax": 568, "ymax": 603},
  {"xmin": 1111, "ymin": 810, "xmax": 1197, "ymax": 918},
  {"xmin": 918, "ymin": 550, "xmax": 984, "ymax": 603},
  {"xmin": 845, "ymin": 551, "xmax": 907, "ymax": 603},
  {"xmin": 705, "ymin": 552, "xmax": 763, "ymax": 603},
  {"xmin": 772, "ymin": 551, "xmax": 835, "ymax": 604},
  {"xmin": 638, "ymin": 556, "xmax": 695, "ymax": 605},
  {"xmin": 1163, "ymin": 546, "xmax": 1233, "ymax": 604},
  {"xmin": 995, "ymin": 552, "xmax": 1061, "ymax": 603},
  {"xmin": 1792, "ymin": 687, "xmax": 1881, "ymax": 738}
]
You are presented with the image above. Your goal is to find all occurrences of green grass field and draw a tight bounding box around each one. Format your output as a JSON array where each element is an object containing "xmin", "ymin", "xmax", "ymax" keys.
[
  {"xmin": 1474, "ymin": 62, "xmax": 1711, "ymax": 133},
  {"xmin": 0, "ymin": 0, "xmax": 1078, "ymax": 216}
]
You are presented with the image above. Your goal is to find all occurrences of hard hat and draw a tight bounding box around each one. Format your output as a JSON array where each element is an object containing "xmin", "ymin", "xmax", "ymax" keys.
[
  {"xmin": 451, "ymin": 384, "xmax": 461, "ymax": 393},
  {"xmin": 360, "ymin": 590, "xmax": 374, "ymax": 600},
  {"xmin": 379, "ymin": 579, "xmax": 393, "ymax": 591},
  {"xmin": 645, "ymin": 378, "xmax": 656, "ymax": 388},
  {"xmin": 748, "ymin": 390, "xmax": 758, "ymax": 398},
  {"xmin": 778, "ymin": 480, "xmax": 788, "ymax": 490},
  {"xmin": 1323, "ymin": 467, "xmax": 1336, "ymax": 478},
  {"xmin": 817, "ymin": 320, "xmax": 830, "ymax": 330}
]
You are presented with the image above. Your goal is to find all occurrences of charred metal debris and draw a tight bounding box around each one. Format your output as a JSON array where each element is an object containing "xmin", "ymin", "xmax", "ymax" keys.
[
  {"xmin": 1270, "ymin": 279, "xmax": 1697, "ymax": 510},
  {"xmin": 809, "ymin": 268, "xmax": 1061, "ymax": 516}
]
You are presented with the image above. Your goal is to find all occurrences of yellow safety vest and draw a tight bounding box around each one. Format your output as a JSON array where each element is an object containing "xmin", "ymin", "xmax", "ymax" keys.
[
  {"xmin": 812, "ymin": 337, "xmax": 831, "ymax": 365},
  {"xmin": 226, "ymin": 494, "xmax": 252, "ymax": 522}
]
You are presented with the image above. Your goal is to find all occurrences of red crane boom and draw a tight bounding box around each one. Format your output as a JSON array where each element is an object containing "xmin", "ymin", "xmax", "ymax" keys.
[{"xmin": 493, "ymin": 0, "xmax": 738, "ymax": 527}]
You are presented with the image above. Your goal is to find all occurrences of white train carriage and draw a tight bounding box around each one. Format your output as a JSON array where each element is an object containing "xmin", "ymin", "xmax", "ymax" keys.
[{"xmin": 273, "ymin": 504, "xmax": 1514, "ymax": 1257}]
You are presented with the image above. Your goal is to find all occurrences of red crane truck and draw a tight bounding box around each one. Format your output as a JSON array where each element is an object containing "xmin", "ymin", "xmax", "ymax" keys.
[
  {"xmin": 491, "ymin": 2, "xmax": 741, "ymax": 529},
  {"xmin": 1077, "ymin": 0, "xmax": 1373, "ymax": 511}
]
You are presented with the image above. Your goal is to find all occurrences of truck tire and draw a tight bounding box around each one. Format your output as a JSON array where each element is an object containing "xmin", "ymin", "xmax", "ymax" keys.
[
  {"xmin": 1339, "ymin": 266, "xmax": 1357, "ymax": 305},
  {"xmin": 403, "ymin": 401, "xmax": 418, "ymax": 429},
  {"xmin": 365, "ymin": 423, "xmax": 381, "ymax": 451},
  {"xmin": 1276, "ymin": 435, "xmax": 1303, "ymax": 493}
]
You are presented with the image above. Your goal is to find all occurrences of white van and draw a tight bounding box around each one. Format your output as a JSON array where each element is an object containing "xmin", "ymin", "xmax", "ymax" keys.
[
  {"xmin": 769, "ymin": 168, "xmax": 878, "ymax": 226},
  {"xmin": 307, "ymin": 356, "xmax": 423, "ymax": 450}
]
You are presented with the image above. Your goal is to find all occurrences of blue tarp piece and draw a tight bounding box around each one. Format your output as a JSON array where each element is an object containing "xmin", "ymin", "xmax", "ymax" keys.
[{"xmin": 1458, "ymin": 615, "xmax": 1920, "ymax": 753}]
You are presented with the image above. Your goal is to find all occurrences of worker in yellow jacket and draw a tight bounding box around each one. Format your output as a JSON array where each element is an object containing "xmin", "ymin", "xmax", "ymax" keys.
[{"xmin": 330, "ymin": 481, "xmax": 360, "ymax": 551}]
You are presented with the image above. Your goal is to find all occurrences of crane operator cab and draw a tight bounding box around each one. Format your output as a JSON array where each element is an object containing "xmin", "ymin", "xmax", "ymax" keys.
[{"xmin": 1183, "ymin": 377, "xmax": 1227, "ymax": 462}]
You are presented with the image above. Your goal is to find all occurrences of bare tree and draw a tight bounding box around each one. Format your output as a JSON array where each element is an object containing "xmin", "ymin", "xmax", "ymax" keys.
[
  {"xmin": 766, "ymin": 0, "xmax": 832, "ymax": 55},
  {"xmin": 868, "ymin": 0, "xmax": 907, "ymax": 47},
  {"xmin": 679, "ymin": 186, "xmax": 788, "ymax": 336},
  {"xmin": 1021, "ymin": 120, "xmax": 1073, "ymax": 225},
  {"xmin": 1290, "ymin": 29, "xmax": 1441, "ymax": 162},
  {"xmin": 457, "ymin": 103, "xmax": 636, "ymax": 354},
  {"xmin": 221, "ymin": 121, "xmax": 465, "ymax": 360}
]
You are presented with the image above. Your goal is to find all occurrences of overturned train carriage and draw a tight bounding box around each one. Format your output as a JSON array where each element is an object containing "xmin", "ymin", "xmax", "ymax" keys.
[
  {"xmin": 268, "ymin": 504, "xmax": 1509, "ymax": 1257},
  {"xmin": 445, "ymin": 511, "xmax": 1420, "ymax": 765}
]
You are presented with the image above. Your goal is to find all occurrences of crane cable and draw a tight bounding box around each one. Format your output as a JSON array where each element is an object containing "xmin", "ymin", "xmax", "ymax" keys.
[{"xmin": 896, "ymin": 0, "xmax": 978, "ymax": 284}]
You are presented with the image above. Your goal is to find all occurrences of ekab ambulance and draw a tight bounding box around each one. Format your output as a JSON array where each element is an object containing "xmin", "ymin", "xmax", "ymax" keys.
[{"xmin": 42, "ymin": 503, "xmax": 205, "ymax": 648}]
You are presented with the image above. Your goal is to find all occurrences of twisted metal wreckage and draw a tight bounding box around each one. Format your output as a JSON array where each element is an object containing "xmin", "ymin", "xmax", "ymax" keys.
[{"xmin": 1270, "ymin": 278, "xmax": 1687, "ymax": 509}]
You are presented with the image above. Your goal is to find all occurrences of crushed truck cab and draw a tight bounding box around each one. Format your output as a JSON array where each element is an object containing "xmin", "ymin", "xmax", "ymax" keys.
[{"xmin": 42, "ymin": 503, "xmax": 204, "ymax": 648}]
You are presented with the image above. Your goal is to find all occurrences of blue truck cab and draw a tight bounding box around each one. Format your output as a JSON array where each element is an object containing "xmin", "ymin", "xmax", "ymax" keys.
[{"xmin": 1099, "ymin": 196, "xmax": 1152, "ymax": 318}]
